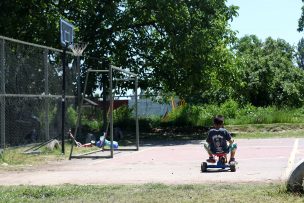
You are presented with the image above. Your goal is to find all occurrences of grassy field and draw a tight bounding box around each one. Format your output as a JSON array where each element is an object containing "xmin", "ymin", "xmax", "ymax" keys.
[{"xmin": 0, "ymin": 183, "xmax": 302, "ymax": 203}]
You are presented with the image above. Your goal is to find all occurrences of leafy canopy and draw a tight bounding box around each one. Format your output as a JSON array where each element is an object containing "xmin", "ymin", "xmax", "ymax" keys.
[{"xmin": 0, "ymin": 0, "xmax": 239, "ymax": 103}]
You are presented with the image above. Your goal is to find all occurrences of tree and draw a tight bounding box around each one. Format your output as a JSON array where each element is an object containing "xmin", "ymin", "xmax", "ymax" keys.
[
  {"xmin": 60, "ymin": 0, "xmax": 239, "ymax": 103},
  {"xmin": 0, "ymin": 0, "xmax": 61, "ymax": 46},
  {"xmin": 298, "ymin": 0, "xmax": 304, "ymax": 32},
  {"xmin": 234, "ymin": 35, "xmax": 304, "ymax": 107},
  {"xmin": 296, "ymin": 38, "xmax": 304, "ymax": 69},
  {"xmin": 0, "ymin": 0, "xmax": 239, "ymax": 104}
]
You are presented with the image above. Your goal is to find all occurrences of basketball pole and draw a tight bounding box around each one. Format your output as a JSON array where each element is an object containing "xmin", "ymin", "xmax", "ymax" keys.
[
  {"xmin": 61, "ymin": 43, "xmax": 67, "ymax": 154},
  {"xmin": 60, "ymin": 18, "xmax": 75, "ymax": 155}
]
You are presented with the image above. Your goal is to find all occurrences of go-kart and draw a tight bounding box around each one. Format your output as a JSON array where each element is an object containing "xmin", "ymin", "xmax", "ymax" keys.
[{"xmin": 201, "ymin": 153, "xmax": 236, "ymax": 172}]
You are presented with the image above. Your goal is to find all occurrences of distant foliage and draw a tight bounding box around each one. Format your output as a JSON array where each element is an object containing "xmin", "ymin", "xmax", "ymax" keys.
[
  {"xmin": 296, "ymin": 38, "xmax": 304, "ymax": 69},
  {"xmin": 67, "ymin": 106, "xmax": 102, "ymax": 132},
  {"xmin": 113, "ymin": 105, "xmax": 134, "ymax": 129},
  {"xmin": 232, "ymin": 35, "xmax": 304, "ymax": 107},
  {"xmin": 163, "ymin": 101, "xmax": 304, "ymax": 127}
]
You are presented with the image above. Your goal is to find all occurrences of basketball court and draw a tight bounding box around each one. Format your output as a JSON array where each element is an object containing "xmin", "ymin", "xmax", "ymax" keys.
[{"xmin": 0, "ymin": 138, "xmax": 303, "ymax": 185}]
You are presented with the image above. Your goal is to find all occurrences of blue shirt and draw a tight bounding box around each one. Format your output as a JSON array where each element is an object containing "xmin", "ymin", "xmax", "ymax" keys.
[{"xmin": 207, "ymin": 128, "xmax": 232, "ymax": 153}]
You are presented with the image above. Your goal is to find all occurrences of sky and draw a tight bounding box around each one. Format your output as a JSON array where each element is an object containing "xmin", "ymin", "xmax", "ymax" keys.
[{"xmin": 227, "ymin": 0, "xmax": 304, "ymax": 46}]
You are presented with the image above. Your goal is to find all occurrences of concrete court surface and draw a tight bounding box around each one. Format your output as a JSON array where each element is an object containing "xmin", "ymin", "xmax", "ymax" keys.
[{"xmin": 0, "ymin": 138, "xmax": 303, "ymax": 185}]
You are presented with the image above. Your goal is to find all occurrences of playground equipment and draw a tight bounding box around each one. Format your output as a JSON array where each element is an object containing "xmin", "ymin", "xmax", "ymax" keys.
[{"xmin": 68, "ymin": 65, "xmax": 139, "ymax": 159}]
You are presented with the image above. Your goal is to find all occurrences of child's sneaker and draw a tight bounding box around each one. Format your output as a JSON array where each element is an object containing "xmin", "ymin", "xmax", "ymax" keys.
[
  {"xmin": 206, "ymin": 157, "xmax": 216, "ymax": 163},
  {"xmin": 229, "ymin": 158, "xmax": 236, "ymax": 164}
]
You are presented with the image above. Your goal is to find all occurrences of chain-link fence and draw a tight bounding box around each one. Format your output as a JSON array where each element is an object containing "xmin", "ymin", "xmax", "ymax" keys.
[
  {"xmin": 0, "ymin": 36, "xmax": 177, "ymax": 150},
  {"xmin": 0, "ymin": 36, "xmax": 77, "ymax": 148}
]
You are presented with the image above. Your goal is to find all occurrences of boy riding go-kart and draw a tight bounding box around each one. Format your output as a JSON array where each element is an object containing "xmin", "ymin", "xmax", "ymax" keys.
[{"xmin": 201, "ymin": 115, "xmax": 237, "ymax": 172}]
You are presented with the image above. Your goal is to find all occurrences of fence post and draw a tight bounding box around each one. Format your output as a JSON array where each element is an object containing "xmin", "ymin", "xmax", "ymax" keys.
[
  {"xmin": 43, "ymin": 49, "xmax": 50, "ymax": 140},
  {"xmin": 135, "ymin": 76, "xmax": 139, "ymax": 150},
  {"xmin": 0, "ymin": 39, "xmax": 5, "ymax": 148},
  {"xmin": 109, "ymin": 65, "xmax": 113, "ymax": 158}
]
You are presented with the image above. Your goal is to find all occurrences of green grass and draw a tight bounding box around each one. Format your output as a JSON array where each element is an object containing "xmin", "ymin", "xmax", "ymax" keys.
[
  {"xmin": 232, "ymin": 131, "xmax": 304, "ymax": 139},
  {"xmin": 0, "ymin": 143, "xmax": 73, "ymax": 171},
  {"xmin": 139, "ymin": 123, "xmax": 304, "ymax": 140},
  {"xmin": 226, "ymin": 123, "xmax": 304, "ymax": 139},
  {"xmin": 0, "ymin": 142, "xmax": 120, "ymax": 171},
  {"xmin": 227, "ymin": 123, "xmax": 304, "ymax": 132},
  {"xmin": 0, "ymin": 183, "xmax": 302, "ymax": 203},
  {"xmin": 0, "ymin": 138, "xmax": 131, "ymax": 170}
]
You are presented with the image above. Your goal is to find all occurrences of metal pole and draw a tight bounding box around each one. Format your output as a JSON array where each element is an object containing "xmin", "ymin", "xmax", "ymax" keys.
[
  {"xmin": 69, "ymin": 68, "xmax": 90, "ymax": 159},
  {"xmin": 0, "ymin": 39, "xmax": 5, "ymax": 148},
  {"xmin": 110, "ymin": 65, "xmax": 139, "ymax": 151},
  {"xmin": 111, "ymin": 65, "xmax": 137, "ymax": 76},
  {"xmin": 135, "ymin": 76, "xmax": 139, "ymax": 150},
  {"xmin": 77, "ymin": 56, "xmax": 81, "ymax": 108},
  {"xmin": 87, "ymin": 69, "xmax": 109, "ymax": 73},
  {"xmin": 102, "ymin": 69, "xmax": 107, "ymax": 133},
  {"xmin": 76, "ymin": 56, "xmax": 82, "ymax": 138},
  {"xmin": 44, "ymin": 49, "xmax": 50, "ymax": 140},
  {"xmin": 109, "ymin": 65, "xmax": 113, "ymax": 158},
  {"xmin": 61, "ymin": 44, "xmax": 67, "ymax": 154}
]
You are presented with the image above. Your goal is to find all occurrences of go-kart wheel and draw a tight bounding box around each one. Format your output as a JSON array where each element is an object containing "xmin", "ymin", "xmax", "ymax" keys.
[
  {"xmin": 230, "ymin": 162, "xmax": 236, "ymax": 172},
  {"xmin": 201, "ymin": 162, "xmax": 207, "ymax": 172},
  {"xmin": 219, "ymin": 157, "xmax": 226, "ymax": 169},
  {"xmin": 219, "ymin": 156, "xmax": 227, "ymax": 164}
]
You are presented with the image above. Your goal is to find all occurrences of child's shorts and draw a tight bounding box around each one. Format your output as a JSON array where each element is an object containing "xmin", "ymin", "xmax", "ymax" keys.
[{"xmin": 204, "ymin": 142, "xmax": 237, "ymax": 154}]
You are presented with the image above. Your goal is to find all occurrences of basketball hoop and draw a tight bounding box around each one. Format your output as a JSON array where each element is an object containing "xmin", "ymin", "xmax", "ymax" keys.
[{"xmin": 69, "ymin": 42, "xmax": 88, "ymax": 56}]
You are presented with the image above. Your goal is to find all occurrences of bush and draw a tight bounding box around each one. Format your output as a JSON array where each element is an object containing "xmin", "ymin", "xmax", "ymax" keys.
[
  {"xmin": 225, "ymin": 105, "xmax": 304, "ymax": 125},
  {"xmin": 161, "ymin": 100, "xmax": 304, "ymax": 127},
  {"xmin": 67, "ymin": 106, "xmax": 78, "ymax": 128},
  {"xmin": 113, "ymin": 105, "xmax": 134, "ymax": 129},
  {"xmin": 164, "ymin": 104, "xmax": 198, "ymax": 126},
  {"xmin": 163, "ymin": 104, "xmax": 214, "ymax": 127},
  {"xmin": 138, "ymin": 116, "xmax": 162, "ymax": 132},
  {"xmin": 197, "ymin": 105, "xmax": 216, "ymax": 126},
  {"xmin": 67, "ymin": 106, "xmax": 102, "ymax": 132},
  {"xmin": 220, "ymin": 99, "xmax": 239, "ymax": 119}
]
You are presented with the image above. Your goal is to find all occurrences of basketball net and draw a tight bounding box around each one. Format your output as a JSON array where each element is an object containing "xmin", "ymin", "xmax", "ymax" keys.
[{"xmin": 69, "ymin": 42, "xmax": 88, "ymax": 56}]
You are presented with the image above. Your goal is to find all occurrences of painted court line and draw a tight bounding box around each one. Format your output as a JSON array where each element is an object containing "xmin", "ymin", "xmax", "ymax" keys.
[{"xmin": 284, "ymin": 139, "xmax": 299, "ymax": 178}]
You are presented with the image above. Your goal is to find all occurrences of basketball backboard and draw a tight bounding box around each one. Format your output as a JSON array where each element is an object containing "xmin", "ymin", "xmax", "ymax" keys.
[{"xmin": 60, "ymin": 19, "xmax": 74, "ymax": 47}]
